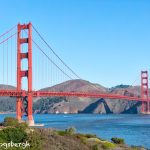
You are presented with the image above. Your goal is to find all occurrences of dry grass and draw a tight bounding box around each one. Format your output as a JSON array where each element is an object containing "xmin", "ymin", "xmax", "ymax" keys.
[{"xmin": 32, "ymin": 128, "xmax": 147, "ymax": 150}]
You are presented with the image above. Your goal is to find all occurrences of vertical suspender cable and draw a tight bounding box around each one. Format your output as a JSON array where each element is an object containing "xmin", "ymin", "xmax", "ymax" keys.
[
  {"xmin": 3, "ymin": 40, "xmax": 4, "ymax": 84},
  {"xmin": 34, "ymin": 44, "xmax": 36, "ymax": 90},
  {"xmin": 36, "ymin": 47, "xmax": 38, "ymax": 89},
  {"xmin": 32, "ymin": 25, "xmax": 81, "ymax": 79},
  {"xmin": 11, "ymin": 32, "xmax": 12, "ymax": 83},
  {"xmin": 7, "ymin": 40, "xmax": 8, "ymax": 86}
]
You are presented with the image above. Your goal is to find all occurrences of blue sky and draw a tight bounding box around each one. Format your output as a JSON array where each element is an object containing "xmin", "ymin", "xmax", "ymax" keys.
[{"xmin": 0, "ymin": 0, "xmax": 150, "ymax": 88}]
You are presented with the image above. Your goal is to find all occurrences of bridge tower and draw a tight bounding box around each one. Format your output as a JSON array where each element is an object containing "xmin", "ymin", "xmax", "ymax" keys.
[
  {"xmin": 141, "ymin": 71, "xmax": 150, "ymax": 114},
  {"xmin": 17, "ymin": 23, "xmax": 34, "ymax": 125}
]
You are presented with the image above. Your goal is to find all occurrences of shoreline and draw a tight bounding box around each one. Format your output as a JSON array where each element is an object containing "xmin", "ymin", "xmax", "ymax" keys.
[{"xmin": 0, "ymin": 112, "xmax": 15, "ymax": 114}]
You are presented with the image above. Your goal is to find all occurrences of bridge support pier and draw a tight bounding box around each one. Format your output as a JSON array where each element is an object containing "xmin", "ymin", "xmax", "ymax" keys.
[
  {"xmin": 16, "ymin": 98, "xmax": 22, "ymax": 121},
  {"xmin": 27, "ymin": 93, "xmax": 34, "ymax": 126},
  {"xmin": 17, "ymin": 23, "xmax": 34, "ymax": 126}
]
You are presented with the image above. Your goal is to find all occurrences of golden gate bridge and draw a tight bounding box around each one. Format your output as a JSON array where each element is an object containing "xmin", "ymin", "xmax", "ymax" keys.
[{"xmin": 0, "ymin": 23, "xmax": 149, "ymax": 126}]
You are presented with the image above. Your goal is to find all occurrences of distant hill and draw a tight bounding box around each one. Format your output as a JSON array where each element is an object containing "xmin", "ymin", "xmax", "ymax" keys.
[
  {"xmin": 34, "ymin": 80, "xmax": 142, "ymax": 114},
  {"xmin": 41, "ymin": 79, "xmax": 107, "ymax": 93},
  {"xmin": 0, "ymin": 81, "xmax": 142, "ymax": 114}
]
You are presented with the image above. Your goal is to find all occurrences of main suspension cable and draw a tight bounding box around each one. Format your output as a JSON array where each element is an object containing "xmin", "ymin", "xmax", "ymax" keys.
[
  {"xmin": 0, "ymin": 33, "xmax": 17, "ymax": 45},
  {"xmin": 32, "ymin": 25, "xmax": 105, "ymax": 92},
  {"xmin": 32, "ymin": 24, "xmax": 81, "ymax": 79},
  {"xmin": 32, "ymin": 39, "xmax": 73, "ymax": 80},
  {"xmin": 0, "ymin": 25, "xmax": 16, "ymax": 39}
]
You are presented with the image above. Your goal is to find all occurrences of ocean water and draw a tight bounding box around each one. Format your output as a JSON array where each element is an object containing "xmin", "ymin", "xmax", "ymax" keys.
[{"xmin": 0, "ymin": 114, "xmax": 150, "ymax": 149}]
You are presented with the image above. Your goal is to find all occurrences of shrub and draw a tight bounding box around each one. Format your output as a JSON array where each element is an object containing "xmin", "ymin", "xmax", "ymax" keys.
[
  {"xmin": 92, "ymin": 144, "xmax": 99, "ymax": 150},
  {"xmin": 0, "ymin": 127, "xmax": 27, "ymax": 143},
  {"xmin": 16, "ymin": 122, "xmax": 28, "ymax": 130},
  {"xmin": 3, "ymin": 117, "xmax": 18, "ymax": 127},
  {"xmin": 56, "ymin": 130, "xmax": 67, "ymax": 136},
  {"xmin": 102, "ymin": 142, "xmax": 116, "ymax": 149},
  {"xmin": 3, "ymin": 117, "xmax": 28, "ymax": 130},
  {"xmin": 65, "ymin": 127, "xmax": 76, "ymax": 135},
  {"xmin": 75, "ymin": 133, "xmax": 87, "ymax": 144},
  {"xmin": 111, "ymin": 137, "xmax": 124, "ymax": 144},
  {"xmin": 86, "ymin": 137, "xmax": 102, "ymax": 143},
  {"xmin": 84, "ymin": 133, "xmax": 97, "ymax": 138},
  {"xmin": 26, "ymin": 129, "xmax": 43, "ymax": 150},
  {"xmin": 56, "ymin": 127, "xmax": 76, "ymax": 136}
]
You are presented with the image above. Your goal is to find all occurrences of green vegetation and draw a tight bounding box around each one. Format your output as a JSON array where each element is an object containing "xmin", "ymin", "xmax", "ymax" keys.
[
  {"xmin": 0, "ymin": 98, "xmax": 16, "ymax": 112},
  {"xmin": 3, "ymin": 117, "xmax": 19, "ymax": 126},
  {"xmin": 33, "ymin": 97, "xmax": 67, "ymax": 113},
  {"xmin": 111, "ymin": 84, "xmax": 131, "ymax": 89},
  {"xmin": 102, "ymin": 142, "xmax": 116, "ymax": 149},
  {"xmin": 3, "ymin": 117, "xmax": 28, "ymax": 130},
  {"xmin": 111, "ymin": 137, "xmax": 125, "ymax": 144},
  {"xmin": 0, "ymin": 117, "xmax": 146, "ymax": 150},
  {"xmin": 0, "ymin": 97, "xmax": 67, "ymax": 113},
  {"xmin": 26, "ymin": 129, "xmax": 43, "ymax": 150},
  {"xmin": 56, "ymin": 127, "xmax": 76, "ymax": 136},
  {"xmin": 0, "ymin": 117, "xmax": 43, "ymax": 150},
  {"xmin": 0, "ymin": 127, "xmax": 27, "ymax": 143},
  {"xmin": 84, "ymin": 133, "xmax": 97, "ymax": 138},
  {"xmin": 92, "ymin": 145, "xmax": 99, "ymax": 150},
  {"xmin": 0, "ymin": 117, "xmax": 28, "ymax": 143},
  {"xmin": 65, "ymin": 127, "xmax": 76, "ymax": 135}
]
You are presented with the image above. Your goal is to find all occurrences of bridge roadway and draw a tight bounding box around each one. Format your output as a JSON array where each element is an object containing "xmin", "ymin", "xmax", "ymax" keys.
[{"xmin": 0, "ymin": 90, "xmax": 147, "ymax": 102}]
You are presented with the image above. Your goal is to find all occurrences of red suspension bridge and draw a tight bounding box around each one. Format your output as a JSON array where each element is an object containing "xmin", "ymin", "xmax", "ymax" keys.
[{"xmin": 0, "ymin": 23, "xmax": 149, "ymax": 126}]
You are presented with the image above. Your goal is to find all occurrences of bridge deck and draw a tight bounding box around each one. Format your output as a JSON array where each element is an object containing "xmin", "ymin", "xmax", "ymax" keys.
[{"xmin": 0, "ymin": 90, "xmax": 147, "ymax": 102}]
